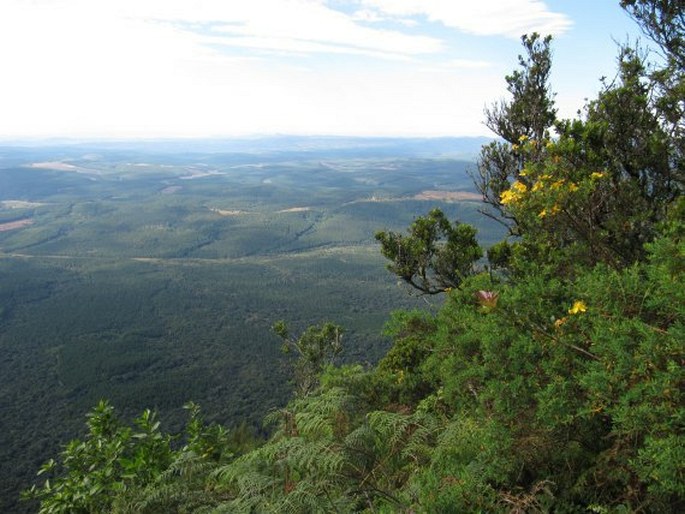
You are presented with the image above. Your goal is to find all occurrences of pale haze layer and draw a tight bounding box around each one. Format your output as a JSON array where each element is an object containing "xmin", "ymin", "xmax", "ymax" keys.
[{"xmin": 0, "ymin": 0, "xmax": 642, "ymax": 139}]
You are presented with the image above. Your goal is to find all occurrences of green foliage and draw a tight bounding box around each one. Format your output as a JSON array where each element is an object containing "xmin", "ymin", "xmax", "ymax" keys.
[
  {"xmin": 114, "ymin": 403, "xmax": 258, "ymax": 514},
  {"xmin": 428, "ymin": 240, "xmax": 682, "ymax": 510},
  {"xmin": 374, "ymin": 310, "xmax": 437, "ymax": 406},
  {"xmin": 534, "ymin": 44, "xmax": 680, "ymax": 266},
  {"xmin": 375, "ymin": 208, "xmax": 483, "ymax": 294},
  {"xmin": 211, "ymin": 386, "xmax": 360, "ymax": 513},
  {"xmin": 24, "ymin": 401, "xmax": 259, "ymax": 514},
  {"xmin": 209, "ymin": 383, "xmax": 443, "ymax": 513},
  {"xmin": 24, "ymin": 401, "xmax": 173, "ymax": 514},
  {"xmin": 486, "ymin": 239, "xmax": 513, "ymax": 270},
  {"xmin": 409, "ymin": 416, "xmax": 519, "ymax": 513},
  {"xmin": 274, "ymin": 320, "xmax": 344, "ymax": 397}
]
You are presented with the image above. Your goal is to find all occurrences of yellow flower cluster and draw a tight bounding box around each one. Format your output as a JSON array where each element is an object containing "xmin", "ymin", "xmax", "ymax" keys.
[
  {"xmin": 568, "ymin": 301, "xmax": 587, "ymax": 315},
  {"xmin": 500, "ymin": 181, "xmax": 528, "ymax": 205},
  {"xmin": 512, "ymin": 181, "xmax": 528, "ymax": 193}
]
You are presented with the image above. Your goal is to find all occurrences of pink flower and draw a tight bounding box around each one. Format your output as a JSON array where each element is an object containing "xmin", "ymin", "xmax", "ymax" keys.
[{"xmin": 475, "ymin": 290, "xmax": 499, "ymax": 308}]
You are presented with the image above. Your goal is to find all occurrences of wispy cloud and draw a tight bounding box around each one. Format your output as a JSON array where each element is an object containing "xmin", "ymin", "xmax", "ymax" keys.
[
  {"xmin": 121, "ymin": 0, "xmax": 443, "ymax": 59},
  {"xmin": 1, "ymin": 1, "xmax": 569, "ymax": 71},
  {"xmin": 360, "ymin": 0, "xmax": 572, "ymax": 38},
  {"xmin": 0, "ymin": 0, "xmax": 574, "ymax": 138},
  {"xmin": 137, "ymin": 1, "xmax": 570, "ymax": 56}
]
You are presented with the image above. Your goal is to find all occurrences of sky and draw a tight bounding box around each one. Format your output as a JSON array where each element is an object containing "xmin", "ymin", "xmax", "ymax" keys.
[{"xmin": 0, "ymin": 0, "xmax": 647, "ymax": 140}]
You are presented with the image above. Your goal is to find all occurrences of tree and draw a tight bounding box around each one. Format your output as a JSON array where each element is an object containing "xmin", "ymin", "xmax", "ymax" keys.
[
  {"xmin": 486, "ymin": 10, "xmax": 682, "ymax": 270},
  {"xmin": 621, "ymin": 0, "xmax": 684, "ymax": 196},
  {"xmin": 375, "ymin": 208, "xmax": 482, "ymax": 295},
  {"xmin": 485, "ymin": 33, "xmax": 557, "ymax": 145},
  {"xmin": 273, "ymin": 320, "xmax": 343, "ymax": 396},
  {"xmin": 621, "ymin": 0, "xmax": 685, "ymax": 67},
  {"xmin": 475, "ymin": 33, "xmax": 557, "ymax": 228}
]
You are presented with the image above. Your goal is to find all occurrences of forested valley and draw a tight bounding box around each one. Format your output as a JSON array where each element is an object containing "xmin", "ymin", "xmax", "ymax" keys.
[
  {"xmin": 7, "ymin": 1, "xmax": 685, "ymax": 512},
  {"xmin": 0, "ymin": 130, "xmax": 500, "ymax": 511}
]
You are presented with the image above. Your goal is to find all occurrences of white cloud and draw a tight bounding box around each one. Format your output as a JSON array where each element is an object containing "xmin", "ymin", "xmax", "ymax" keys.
[
  {"xmin": 361, "ymin": 0, "xmax": 572, "ymax": 38},
  {"xmin": 0, "ymin": 0, "xmax": 557, "ymax": 138},
  {"xmin": 352, "ymin": 8, "xmax": 387, "ymax": 23},
  {"xmin": 352, "ymin": 7, "xmax": 418, "ymax": 27},
  {"xmin": 120, "ymin": 0, "xmax": 443, "ymax": 58},
  {"xmin": 203, "ymin": 35, "xmax": 413, "ymax": 61}
]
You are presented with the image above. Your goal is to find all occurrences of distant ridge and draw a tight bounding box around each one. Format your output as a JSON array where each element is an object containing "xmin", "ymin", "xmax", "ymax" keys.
[{"xmin": 0, "ymin": 135, "xmax": 492, "ymax": 160}]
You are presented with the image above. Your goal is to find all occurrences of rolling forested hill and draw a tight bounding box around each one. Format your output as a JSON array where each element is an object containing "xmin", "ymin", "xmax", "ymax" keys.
[{"xmin": 0, "ymin": 136, "xmax": 501, "ymax": 512}]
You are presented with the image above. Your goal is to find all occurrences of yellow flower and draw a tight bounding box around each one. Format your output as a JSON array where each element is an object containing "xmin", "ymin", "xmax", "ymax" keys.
[
  {"xmin": 568, "ymin": 301, "xmax": 587, "ymax": 315},
  {"xmin": 500, "ymin": 189, "xmax": 518, "ymax": 205},
  {"xmin": 512, "ymin": 144, "xmax": 519, "ymax": 151},
  {"xmin": 519, "ymin": 169, "xmax": 527, "ymax": 177},
  {"xmin": 568, "ymin": 182, "xmax": 579, "ymax": 192},
  {"xmin": 518, "ymin": 134, "xmax": 529, "ymax": 142},
  {"xmin": 538, "ymin": 208, "xmax": 547, "ymax": 218},
  {"xmin": 554, "ymin": 317, "xmax": 567, "ymax": 329},
  {"xmin": 551, "ymin": 179, "xmax": 566, "ymax": 190},
  {"xmin": 550, "ymin": 204, "xmax": 561, "ymax": 215},
  {"xmin": 511, "ymin": 181, "xmax": 528, "ymax": 193},
  {"xmin": 590, "ymin": 172, "xmax": 605, "ymax": 180},
  {"xmin": 500, "ymin": 181, "xmax": 529, "ymax": 205},
  {"xmin": 532, "ymin": 181, "xmax": 544, "ymax": 192}
]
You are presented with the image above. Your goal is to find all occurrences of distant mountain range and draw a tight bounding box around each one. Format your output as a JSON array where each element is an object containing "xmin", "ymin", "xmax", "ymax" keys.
[{"xmin": 0, "ymin": 135, "xmax": 493, "ymax": 160}]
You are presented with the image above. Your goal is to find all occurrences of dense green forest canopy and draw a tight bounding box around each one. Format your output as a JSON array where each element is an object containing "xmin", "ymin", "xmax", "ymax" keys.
[
  {"xmin": 21, "ymin": 1, "xmax": 685, "ymax": 512},
  {"xmin": 0, "ymin": 138, "xmax": 496, "ymax": 513}
]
